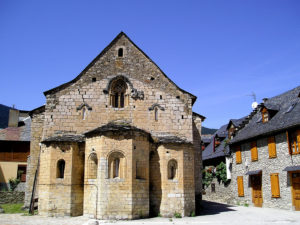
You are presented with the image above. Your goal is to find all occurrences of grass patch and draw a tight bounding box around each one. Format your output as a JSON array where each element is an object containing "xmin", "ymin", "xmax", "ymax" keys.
[{"xmin": 0, "ymin": 203, "xmax": 24, "ymax": 213}]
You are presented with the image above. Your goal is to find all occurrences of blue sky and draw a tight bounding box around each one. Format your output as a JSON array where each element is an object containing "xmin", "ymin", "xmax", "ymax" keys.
[{"xmin": 0, "ymin": 0, "xmax": 299, "ymax": 128}]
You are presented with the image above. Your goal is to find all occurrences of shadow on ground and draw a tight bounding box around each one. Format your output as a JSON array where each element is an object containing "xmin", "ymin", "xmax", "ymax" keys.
[{"xmin": 197, "ymin": 200, "xmax": 236, "ymax": 216}]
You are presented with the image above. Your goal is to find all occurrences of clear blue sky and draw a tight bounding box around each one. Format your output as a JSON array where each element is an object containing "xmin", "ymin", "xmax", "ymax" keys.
[{"xmin": 1, "ymin": 0, "xmax": 299, "ymax": 128}]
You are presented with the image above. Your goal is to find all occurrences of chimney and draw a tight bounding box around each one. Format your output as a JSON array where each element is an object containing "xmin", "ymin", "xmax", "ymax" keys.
[{"xmin": 8, "ymin": 109, "xmax": 19, "ymax": 127}]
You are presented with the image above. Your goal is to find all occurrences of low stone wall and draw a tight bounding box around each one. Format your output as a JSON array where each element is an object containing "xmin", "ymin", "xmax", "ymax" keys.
[
  {"xmin": 202, "ymin": 178, "xmax": 233, "ymax": 204},
  {"xmin": 0, "ymin": 191, "xmax": 25, "ymax": 204}
]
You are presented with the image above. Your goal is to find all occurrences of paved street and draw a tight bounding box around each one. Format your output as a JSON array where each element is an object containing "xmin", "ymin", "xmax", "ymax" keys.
[{"xmin": 1, "ymin": 201, "xmax": 300, "ymax": 225}]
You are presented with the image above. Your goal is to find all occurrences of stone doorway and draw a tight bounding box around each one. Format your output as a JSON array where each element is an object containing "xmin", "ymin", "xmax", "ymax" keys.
[{"xmin": 251, "ymin": 174, "xmax": 263, "ymax": 207}]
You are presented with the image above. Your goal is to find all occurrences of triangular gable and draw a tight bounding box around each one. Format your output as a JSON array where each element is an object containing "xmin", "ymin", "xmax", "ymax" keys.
[{"xmin": 43, "ymin": 32, "xmax": 197, "ymax": 104}]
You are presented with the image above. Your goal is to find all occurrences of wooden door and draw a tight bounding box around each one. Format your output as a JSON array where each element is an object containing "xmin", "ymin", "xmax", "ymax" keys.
[
  {"xmin": 251, "ymin": 175, "xmax": 263, "ymax": 207},
  {"xmin": 291, "ymin": 172, "xmax": 300, "ymax": 211}
]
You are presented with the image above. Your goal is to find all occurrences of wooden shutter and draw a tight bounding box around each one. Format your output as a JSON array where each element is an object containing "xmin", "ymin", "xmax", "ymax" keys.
[
  {"xmin": 236, "ymin": 146, "xmax": 242, "ymax": 164},
  {"xmin": 237, "ymin": 176, "xmax": 244, "ymax": 197},
  {"xmin": 251, "ymin": 141, "xmax": 258, "ymax": 161},
  {"xmin": 297, "ymin": 130, "xmax": 300, "ymax": 154},
  {"xmin": 270, "ymin": 173, "xmax": 280, "ymax": 198},
  {"xmin": 286, "ymin": 131, "xmax": 292, "ymax": 155},
  {"xmin": 268, "ymin": 136, "xmax": 277, "ymax": 158}
]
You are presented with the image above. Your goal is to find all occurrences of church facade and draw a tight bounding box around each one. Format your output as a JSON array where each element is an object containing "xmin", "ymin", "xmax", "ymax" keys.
[{"xmin": 24, "ymin": 32, "xmax": 203, "ymax": 219}]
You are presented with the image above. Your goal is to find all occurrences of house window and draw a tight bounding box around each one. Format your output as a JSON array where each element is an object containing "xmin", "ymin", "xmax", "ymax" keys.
[
  {"xmin": 270, "ymin": 173, "xmax": 280, "ymax": 198},
  {"xmin": 168, "ymin": 159, "xmax": 177, "ymax": 180},
  {"xmin": 288, "ymin": 130, "xmax": 300, "ymax": 155},
  {"xmin": 17, "ymin": 165, "xmax": 27, "ymax": 182},
  {"xmin": 236, "ymin": 146, "xmax": 242, "ymax": 164},
  {"xmin": 251, "ymin": 141, "xmax": 258, "ymax": 161},
  {"xmin": 87, "ymin": 153, "xmax": 98, "ymax": 179},
  {"xmin": 237, "ymin": 176, "xmax": 244, "ymax": 197},
  {"xmin": 262, "ymin": 108, "xmax": 269, "ymax": 123},
  {"xmin": 108, "ymin": 152, "xmax": 125, "ymax": 179},
  {"xmin": 118, "ymin": 48, "xmax": 123, "ymax": 57},
  {"xmin": 57, "ymin": 159, "xmax": 65, "ymax": 179},
  {"xmin": 109, "ymin": 79, "xmax": 129, "ymax": 108},
  {"xmin": 268, "ymin": 136, "xmax": 277, "ymax": 158}
]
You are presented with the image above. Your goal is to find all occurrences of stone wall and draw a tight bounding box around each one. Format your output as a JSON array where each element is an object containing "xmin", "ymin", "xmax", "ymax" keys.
[
  {"xmin": 231, "ymin": 132, "xmax": 300, "ymax": 210},
  {"xmin": 192, "ymin": 117, "xmax": 202, "ymax": 211},
  {"xmin": 0, "ymin": 191, "xmax": 24, "ymax": 204},
  {"xmin": 24, "ymin": 111, "xmax": 45, "ymax": 208},
  {"xmin": 202, "ymin": 178, "xmax": 233, "ymax": 204},
  {"xmin": 38, "ymin": 142, "xmax": 84, "ymax": 216},
  {"xmin": 42, "ymin": 35, "xmax": 194, "ymax": 143}
]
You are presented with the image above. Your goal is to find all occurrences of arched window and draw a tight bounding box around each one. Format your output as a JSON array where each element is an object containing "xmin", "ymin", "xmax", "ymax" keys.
[
  {"xmin": 118, "ymin": 48, "xmax": 123, "ymax": 57},
  {"xmin": 154, "ymin": 107, "xmax": 158, "ymax": 121},
  {"xmin": 109, "ymin": 79, "xmax": 129, "ymax": 108},
  {"xmin": 87, "ymin": 153, "xmax": 98, "ymax": 179},
  {"xmin": 113, "ymin": 158, "xmax": 120, "ymax": 178},
  {"xmin": 57, "ymin": 159, "xmax": 65, "ymax": 179},
  {"xmin": 108, "ymin": 152, "xmax": 125, "ymax": 179},
  {"xmin": 168, "ymin": 159, "xmax": 177, "ymax": 180},
  {"xmin": 82, "ymin": 107, "xmax": 86, "ymax": 120}
]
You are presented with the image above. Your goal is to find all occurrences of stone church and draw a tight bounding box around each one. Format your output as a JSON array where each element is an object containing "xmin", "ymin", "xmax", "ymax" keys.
[{"xmin": 24, "ymin": 32, "xmax": 204, "ymax": 219}]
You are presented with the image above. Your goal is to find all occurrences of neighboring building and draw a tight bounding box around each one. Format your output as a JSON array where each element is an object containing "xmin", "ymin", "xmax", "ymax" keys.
[
  {"xmin": 24, "ymin": 32, "xmax": 204, "ymax": 219},
  {"xmin": 230, "ymin": 86, "xmax": 300, "ymax": 211},
  {"xmin": 0, "ymin": 108, "xmax": 31, "ymax": 191},
  {"xmin": 202, "ymin": 117, "xmax": 245, "ymax": 203}
]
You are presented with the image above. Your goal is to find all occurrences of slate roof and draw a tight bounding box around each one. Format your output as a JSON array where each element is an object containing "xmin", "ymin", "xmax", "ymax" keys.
[
  {"xmin": 43, "ymin": 32, "xmax": 197, "ymax": 105},
  {"xmin": 43, "ymin": 120, "xmax": 191, "ymax": 145},
  {"xmin": 0, "ymin": 104, "xmax": 11, "ymax": 129},
  {"xmin": 231, "ymin": 86, "xmax": 300, "ymax": 144},
  {"xmin": 202, "ymin": 124, "xmax": 229, "ymax": 161},
  {"xmin": 84, "ymin": 122, "xmax": 149, "ymax": 136},
  {"xmin": 42, "ymin": 134, "xmax": 85, "ymax": 143},
  {"xmin": 0, "ymin": 116, "xmax": 31, "ymax": 141}
]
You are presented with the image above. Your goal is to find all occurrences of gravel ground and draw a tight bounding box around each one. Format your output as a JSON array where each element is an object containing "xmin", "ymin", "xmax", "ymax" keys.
[{"xmin": 1, "ymin": 201, "xmax": 300, "ymax": 225}]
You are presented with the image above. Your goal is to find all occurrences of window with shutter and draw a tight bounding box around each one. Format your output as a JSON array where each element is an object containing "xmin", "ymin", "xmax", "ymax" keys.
[
  {"xmin": 268, "ymin": 136, "xmax": 277, "ymax": 158},
  {"xmin": 288, "ymin": 130, "xmax": 300, "ymax": 155},
  {"xmin": 236, "ymin": 146, "xmax": 242, "ymax": 164},
  {"xmin": 270, "ymin": 173, "xmax": 280, "ymax": 198},
  {"xmin": 237, "ymin": 176, "xmax": 244, "ymax": 197},
  {"xmin": 251, "ymin": 141, "xmax": 258, "ymax": 161}
]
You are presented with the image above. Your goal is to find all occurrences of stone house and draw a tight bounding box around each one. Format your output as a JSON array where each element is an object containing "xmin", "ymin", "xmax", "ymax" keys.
[
  {"xmin": 0, "ymin": 107, "xmax": 30, "ymax": 191},
  {"xmin": 202, "ymin": 117, "xmax": 245, "ymax": 203},
  {"xmin": 230, "ymin": 86, "xmax": 300, "ymax": 210},
  {"xmin": 24, "ymin": 32, "xmax": 204, "ymax": 219}
]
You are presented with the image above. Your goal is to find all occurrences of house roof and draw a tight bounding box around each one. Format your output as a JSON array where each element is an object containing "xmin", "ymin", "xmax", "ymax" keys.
[
  {"xmin": 226, "ymin": 116, "xmax": 247, "ymax": 130},
  {"xmin": 42, "ymin": 134, "xmax": 85, "ymax": 143},
  {"xmin": 0, "ymin": 104, "xmax": 11, "ymax": 129},
  {"xmin": 193, "ymin": 112, "xmax": 206, "ymax": 121},
  {"xmin": 202, "ymin": 124, "xmax": 229, "ymax": 161},
  {"xmin": 43, "ymin": 32, "xmax": 197, "ymax": 105},
  {"xmin": 0, "ymin": 116, "xmax": 31, "ymax": 142},
  {"xmin": 231, "ymin": 85, "xmax": 300, "ymax": 144}
]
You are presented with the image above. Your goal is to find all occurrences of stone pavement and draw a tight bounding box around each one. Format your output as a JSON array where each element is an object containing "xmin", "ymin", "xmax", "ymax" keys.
[{"xmin": 1, "ymin": 201, "xmax": 300, "ymax": 225}]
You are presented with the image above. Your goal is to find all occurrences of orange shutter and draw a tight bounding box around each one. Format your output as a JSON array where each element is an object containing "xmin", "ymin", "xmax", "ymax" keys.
[
  {"xmin": 251, "ymin": 141, "xmax": 258, "ymax": 161},
  {"xmin": 270, "ymin": 173, "xmax": 280, "ymax": 198},
  {"xmin": 297, "ymin": 130, "xmax": 300, "ymax": 154},
  {"xmin": 237, "ymin": 176, "xmax": 244, "ymax": 197},
  {"xmin": 268, "ymin": 136, "xmax": 277, "ymax": 158},
  {"xmin": 236, "ymin": 146, "xmax": 242, "ymax": 164},
  {"xmin": 286, "ymin": 131, "xmax": 292, "ymax": 155}
]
